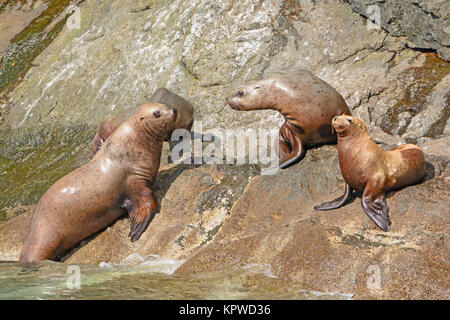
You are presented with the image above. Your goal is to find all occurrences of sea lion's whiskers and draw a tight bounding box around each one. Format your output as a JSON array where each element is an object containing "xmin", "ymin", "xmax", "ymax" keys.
[{"xmin": 148, "ymin": 118, "xmax": 169, "ymax": 141}]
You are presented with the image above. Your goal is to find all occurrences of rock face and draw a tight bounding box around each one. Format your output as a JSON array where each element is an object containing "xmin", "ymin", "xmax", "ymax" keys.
[
  {"xmin": 1, "ymin": 0, "xmax": 449, "ymax": 212},
  {"xmin": 345, "ymin": 0, "xmax": 450, "ymax": 61},
  {"xmin": 1, "ymin": 146, "xmax": 448, "ymax": 299},
  {"xmin": 0, "ymin": 0, "xmax": 449, "ymax": 300}
]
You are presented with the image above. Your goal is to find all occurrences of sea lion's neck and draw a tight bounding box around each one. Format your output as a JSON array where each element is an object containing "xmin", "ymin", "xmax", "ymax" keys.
[
  {"xmin": 271, "ymin": 101, "xmax": 296, "ymax": 122},
  {"xmin": 337, "ymin": 130, "xmax": 379, "ymax": 161},
  {"xmin": 337, "ymin": 130, "xmax": 367, "ymax": 148},
  {"xmin": 96, "ymin": 120, "xmax": 163, "ymax": 178}
]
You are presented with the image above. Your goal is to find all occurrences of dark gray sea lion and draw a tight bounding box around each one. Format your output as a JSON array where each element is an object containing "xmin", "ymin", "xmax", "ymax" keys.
[{"xmin": 92, "ymin": 87, "xmax": 194, "ymax": 154}]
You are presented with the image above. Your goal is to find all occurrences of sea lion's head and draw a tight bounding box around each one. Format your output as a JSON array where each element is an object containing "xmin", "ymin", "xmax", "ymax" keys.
[
  {"xmin": 226, "ymin": 79, "xmax": 275, "ymax": 111},
  {"xmin": 134, "ymin": 102, "xmax": 178, "ymax": 141},
  {"xmin": 150, "ymin": 87, "xmax": 194, "ymax": 130},
  {"xmin": 332, "ymin": 115, "xmax": 366, "ymax": 138}
]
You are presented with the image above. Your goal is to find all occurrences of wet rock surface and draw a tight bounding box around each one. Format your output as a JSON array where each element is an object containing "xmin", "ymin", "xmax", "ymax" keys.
[
  {"xmin": 0, "ymin": 0, "xmax": 83, "ymax": 95},
  {"xmin": 0, "ymin": 0, "xmax": 448, "ymax": 300}
]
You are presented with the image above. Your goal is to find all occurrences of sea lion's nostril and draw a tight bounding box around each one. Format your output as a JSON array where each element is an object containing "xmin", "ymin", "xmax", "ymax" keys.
[
  {"xmin": 173, "ymin": 109, "xmax": 177, "ymax": 115},
  {"xmin": 153, "ymin": 111, "xmax": 161, "ymax": 118}
]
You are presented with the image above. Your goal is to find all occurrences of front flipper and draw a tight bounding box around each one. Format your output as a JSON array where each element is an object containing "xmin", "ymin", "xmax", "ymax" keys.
[
  {"xmin": 314, "ymin": 183, "xmax": 352, "ymax": 211},
  {"xmin": 129, "ymin": 200, "xmax": 157, "ymax": 242},
  {"xmin": 361, "ymin": 184, "xmax": 391, "ymax": 231},
  {"xmin": 127, "ymin": 180, "xmax": 158, "ymax": 242},
  {"xmin": 279, "ymin": 122, "xmax": 306, "ymax": 169}
]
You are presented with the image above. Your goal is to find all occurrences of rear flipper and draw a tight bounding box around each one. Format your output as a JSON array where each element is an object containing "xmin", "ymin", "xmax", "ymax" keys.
[
  {"xmin": 314, "ymin": 183, "xmax": 352, "ymax": 211},
  {"xmin": 279, "ymin": 122, "xmax": 306, "ymax": 169},
  {"xmin": 361, "ymin": 188, "xmax": 391, "ymax": 232},
  {"xmin": 277, "ymin": 137, "xmax": 291, "ymax": 160}
]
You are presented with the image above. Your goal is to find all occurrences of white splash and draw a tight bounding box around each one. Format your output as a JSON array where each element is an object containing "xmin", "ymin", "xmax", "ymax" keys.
[
  {"xmin": 122, "ymin": 254, "xmax": 185, "ymax": 275},
  {"xmin": 98, "ymin": 262, "xmax": 114, "ymax": 269},
  {"xmin": 98, "ymin": 254, "xmax": 185, "ymax": 275},
  {"xmin": 297, "ymin": 289, "xmax": 354, "ymax": 300},
  {"xmin": 242, "ymin": 263, "xmax": 276, "ymax": 278}
]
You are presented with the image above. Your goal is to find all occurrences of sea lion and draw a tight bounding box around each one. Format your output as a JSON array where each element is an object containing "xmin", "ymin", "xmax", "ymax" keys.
[
  {"xmin": 92, "ymin": 87, "xmax": 194, "ymax": 154},
  {"xmin": 19, "ymin": 103, "xmax": 177, "ymax": 262},
  {"xmin": 226, "ymin": 70, "xmax": 351, "ymax": 168},
  {"xmin": 314, "ymin": 115, "xmax": 426, "ymax": 231}
]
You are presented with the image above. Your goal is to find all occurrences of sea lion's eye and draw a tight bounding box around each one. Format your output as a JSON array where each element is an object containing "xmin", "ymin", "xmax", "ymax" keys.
[
  {"xmin": 254, "ymin": 86, "xmax": 260, "ymax": 90},
  {"xmin": 238, "ymin": 90, "xmax": 244, "ymax": 96},
  {"xmin": 153, "ymin": 111, "xmax": 161, "ymax": 118},
  {"xmin": 347, "ymin": 118, "xmax": 353, "ymax": 124},
  {"xmin": 140, "ymin": 117, "xmax": 145, "ymax": 121}
]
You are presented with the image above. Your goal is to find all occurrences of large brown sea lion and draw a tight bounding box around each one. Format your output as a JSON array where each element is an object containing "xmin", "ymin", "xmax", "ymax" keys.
[
  {"xmin": 92, "ymin": 87, "xmax": 194, "ymax": 155},
  {"xmin": 226, "ymin": 70, "xmax": 351, "ymax": 168},
  {"xmin": 314, "ymin": 115, "xmax": 426, "ymax": 231},
  {"xmin": 19, "ymin": 103, "xmax": 177, "ymax": 262}
]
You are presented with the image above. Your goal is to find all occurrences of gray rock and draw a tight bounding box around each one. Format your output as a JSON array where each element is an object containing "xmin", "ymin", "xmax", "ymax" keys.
[{"xmin": 345, "ymin": 0, "xmax": 450, "ymax": 60}]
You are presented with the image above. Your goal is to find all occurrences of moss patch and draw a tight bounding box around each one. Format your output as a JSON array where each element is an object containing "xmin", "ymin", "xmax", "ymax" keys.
[
  {"xmin": 0, "ymin": 124, "xmax": 94, "ymax": 219},
  {"xmin": 379, "ymin": 53, "xmax": 449, "ymax": 138},
  {"xmin": 0, "ymin": 0, "xmax": 79, "ymax": 95}
]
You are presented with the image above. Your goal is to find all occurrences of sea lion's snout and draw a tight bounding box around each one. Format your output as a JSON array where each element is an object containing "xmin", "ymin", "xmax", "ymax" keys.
[
  {"xmin": 331, "ymin": 116, "xmax": 346, "ymax": 134},
  {"xmin": 332, "ymin": 115, "xmax": 358, "ymax": 137},
  {"xmin": 226, "ymin": 89, "xmax": 247, "ymax": 111},
  {"xmin": 226, "ymin": 95, "xmax": 240, "ymax": 110}
]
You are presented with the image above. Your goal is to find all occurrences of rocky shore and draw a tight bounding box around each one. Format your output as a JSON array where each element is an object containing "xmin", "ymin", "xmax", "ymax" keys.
[{"xmin": 0, "ymin": 0, "xmax": 448, "ymax": 299}]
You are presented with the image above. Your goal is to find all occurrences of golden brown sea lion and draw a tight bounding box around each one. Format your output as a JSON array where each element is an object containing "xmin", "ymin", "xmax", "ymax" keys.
[
  {"xmin": 314, "ymin": 115, "xmax": 426, "ymax": 231},
  {"xmin": 19, "ymin": 103, "xmax": 177, "ymax": 262},
  {"xmin": 92, "ymin": 87, "xmax": 194, "ymax": 155},
  {"xmin": 226, "ymin": 70, "xmax": 351, "ymax": 168}
]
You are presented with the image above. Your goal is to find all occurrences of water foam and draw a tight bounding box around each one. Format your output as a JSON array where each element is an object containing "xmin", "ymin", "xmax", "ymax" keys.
[
  {"xmin": 242, "ymin": 263, "xmax": 276, "ymax": 278},
  {"xmin": 99, "ymin": 254, "xmax": 185, "ymax": 275}
]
